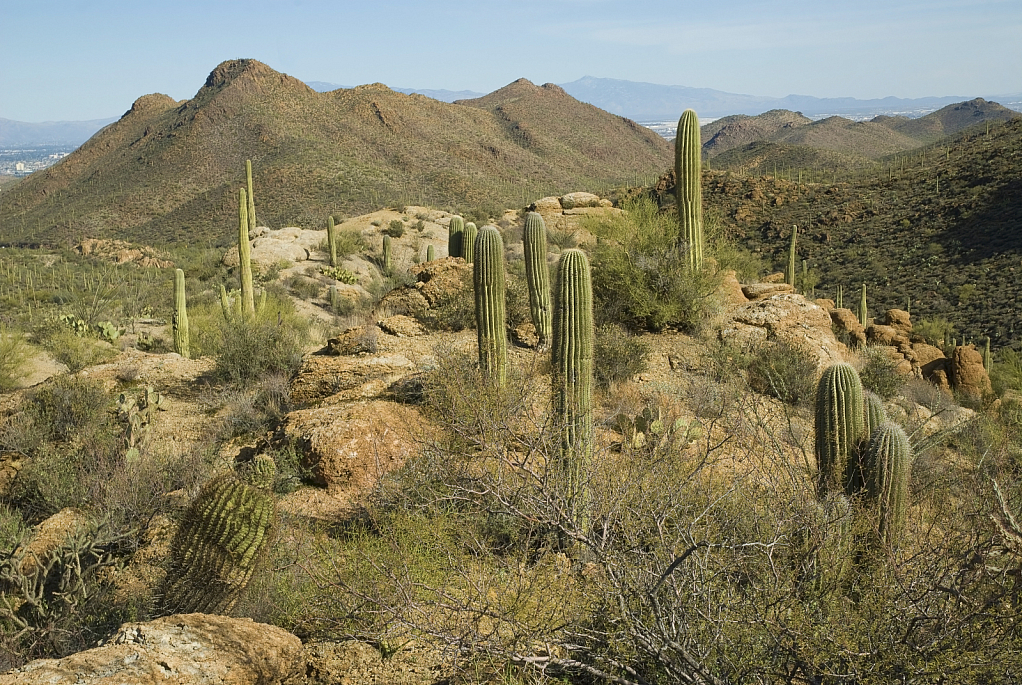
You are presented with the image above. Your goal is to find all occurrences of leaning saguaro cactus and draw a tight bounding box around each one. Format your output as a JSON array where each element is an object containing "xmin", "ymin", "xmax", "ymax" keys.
[
  {"xmin": 473, "ymin": 226, "xmax": 507, "ymax": 385},
  {"xmin": 552, "ymin": 248, "xmax": 594, "ymax": 534},
  {"xmin": 327, "ymin": 215, "xmax": 338, "ymax": 267},
  {"xmin": 462, "ymin": 222, "xmax": 479, "ymax": 263},
  {"xmin": 863, "ymin": 422, "xmax": 911, "ymax": 548},
  {"xmin": 238, "ymin": 188, "xmax": 255, "ymax": 318},
  {"xmin": 786, "ymin": 225, "xmax": 798, "ymax": 289},
  {"xmin": 523, "ymin": 212, "xmax": 552, "ymax": 347},
  {"xmin": 815, "ymin": 363, "xmax": 865, "ymax": 497},
  {"xmin": 382, "ymin": 235, "xmax": 393, "ymax": 275},
  {"xmin": 448, "ymin": 215, "xmax": 465, "ymax": 259},
  {"xmin": 675, "ymin": 109, "xmax": 703, "ymax": 270},
  {"xmin": 159, "ymin": 459, "xmax": 276, "ymax": 615},
  {"xmin": 245, "ymin": 160, "xmax": 257, "ymax": 233},
  {"xmin": 172, "ymin": 268, "xmax": 190, "ymax": 359}
]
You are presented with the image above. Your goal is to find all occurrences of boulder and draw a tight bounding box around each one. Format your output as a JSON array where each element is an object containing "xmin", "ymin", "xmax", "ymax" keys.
[
  {"xmin": 762, "ymin": 272, "xmax": 786, "ymax": 284},
  {"xmin": 408, "ymin": 257, "xmax": 473, "ymax": 308},
  {"xmin": 531, "ymin": 196, "xmax": 563, "ymax": 214},
  {"xmin": 741, "ymin": 283, "xmax": 794, "ymax": 300},
  {"xmin": 378, "ymin": 315, "xmax": 425, "ymax": 337},
  {"xmin": 950, "ymin": 345, "xmax": 992, "ymax": 399},
  {"xmin": 0, "ymin": 614, "xmax": 301, "ymax": 685},
  {"xmin": 884, "ymin": 309, "xmax": 913, "ymax": 335},
  {"xmin": 559, "ymin": 192, "xmax": 602, "ymax": 209},
  {"xmin": 815, "ymin": 298, "xmax": 836, "ymax": 310},
  {"xmin": 289, "ymin": 354, "xmax": 417, "ymax": 406},
  {"xmin": 866, "ymin": 324, "xmax": 908, "ymax": 347},
  {"xmin": 276, "ymin": 400, "xmax": 426, "ymax": 494},
  {"xmin": 910, "ymin": 343, "xmax": 948, "ymax": 385},
  {"xmin": 721, "ymin": 293, "xmax": 846, "ymax": 368},
  {"xmin": 829, "ymin": 308, "xmax": 866, "ymax": 348},
  {"xmin": 717, "ymin": 270, "xmax": 748, "ymax": 306},
  {"xmin": 326, "ymin": 326, "xmax": 380, "ymax": 356},
  {"xmin": 221, "ymin": 227, "xmax": 323, "ymax": 268}
]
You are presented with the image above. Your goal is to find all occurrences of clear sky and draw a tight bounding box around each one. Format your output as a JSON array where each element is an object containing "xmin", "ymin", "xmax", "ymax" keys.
[{"xmin": 1, "ymin": 0, "xmax": 1019, "ymax": 122}]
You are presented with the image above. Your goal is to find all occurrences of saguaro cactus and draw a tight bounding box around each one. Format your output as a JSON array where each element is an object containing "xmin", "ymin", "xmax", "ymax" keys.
[
  {"xmin": 426, "ymin": 244, "xmax": 435, "ymax": 262},
  {"xmin": 815, "ymin": 363, "xmax": 865, "ymax": 497},
  {"xmin": 863, "ymin": 422, "xmax": 911, "ymax": 547},
  {"xmin": 473, "ymin": 226, "xmax": 507, "ymax": 385},
  {"xmin": 159, "ymin": 466, "xmax": 275, "ymax": 615},
  {"xmin": 858, "ymin": 283, "xmax": 868, "ymax": 327},
  {"xmin": 238, "ymin": 188, "xmax": 255, "ymax": 318},
  {"xmin": 552, "ymin": 248, "xmax": 594, "ymax": 533},
  {"xmin": 448, "ymin": 215, "xmax": 465, "ymax": 258},
  {"xmin": 523, "ymin": 211, "xmax": 552, "ymax": 347},
  {"xmin": 173, "ymin": 268, "xmax": 190, "ymax": 359},
  {"xmin": 462, "ymin": 222, "xmax": 479, "ymax": 263},
  {"xmin": 327, "ymin": 215, "xmax": 338, "ymax": 267},
  {"xmin": 786, "ymin": 225, "xmax": 798, "ymax": 289},
  {"xmin": 675, "ymin": 109, "xmax": 703, "ymax": 270},
  {"xmin": 245, "ymin": 160, "xmax": 256, "ymax": 233},
  {"xmin": 382, "ymin": 235, "xmax": 392, "ymax": 275}
]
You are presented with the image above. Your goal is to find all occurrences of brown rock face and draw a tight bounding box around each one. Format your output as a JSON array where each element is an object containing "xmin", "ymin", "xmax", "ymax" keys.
[
  {"xmin": 718, "ymin": 270, "xmax": 749, "ymax": 306},
  {"xmin": 0, "ymin": 614, "xmax": 301, "ymax": 685},
  {"xmin": 866, "ymin": 324, "xmax": 909, "ymax": 347},
  {"xmin": 408, "ymin": 257, "xmax": 473, "ymax": 308},
  {"xmin": 378, "ymin": 315, "xmax": 425, "ymax": 337},
  {"xmin": 762, "ymin": 272, "xmax": 786, "ymax": 284},
  {"xmin": 741, "ymin": 282, "xmax": 794, "ymax": 300},
  {"xmin": 950, "ymin": 345, "xmax": 992, "ymax": 398},
  {"xmin": 720, "ymin": 293, "xmax": 847, "ymax": 368},
  {"xmin": 884, "ymin": 309, "xmax": 913, "ymax": 335},
  {"xmin": 910, "ymin": 343, "xmax": 949, "ymax": 387},
  {"xmin": 829, "ymin": 308, "xmax": 865, "ymax": 348},
  {"xmin": 277, "ymin": 400, "xmax": 425, "ymax": 493},
  {"xmin": 289, "ymin": 354, "xmax": 416, "ymax": 406}
]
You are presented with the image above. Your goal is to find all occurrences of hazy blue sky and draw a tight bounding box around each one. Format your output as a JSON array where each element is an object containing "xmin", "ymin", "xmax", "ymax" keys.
[{"xmin": 1, "ymin": 0, "xmax": 1019, "ymax": 121}]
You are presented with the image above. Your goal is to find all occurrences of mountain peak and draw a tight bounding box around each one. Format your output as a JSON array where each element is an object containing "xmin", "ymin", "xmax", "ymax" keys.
[
  {"xmin": 203, "ymin": 59, "xmax": 275, "ymax": 89},
  {"xmin": 122, "ymin": 93, "xmax": 177, "ymax": 119}
]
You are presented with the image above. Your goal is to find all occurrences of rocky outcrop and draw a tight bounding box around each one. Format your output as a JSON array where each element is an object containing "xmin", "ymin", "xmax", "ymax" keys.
[
  {"xmin": 0, "ymin": 614, "xmax": 301, "ymax": 684},
  {"xmin": 951, "ymin": 344, "xmax": 992, "ymax": 399},
  {"xmin": 289, "ymin": 354, "xmax": 417, "ymax": 406},
  {"xmin": 741, "ymin": 282, "xmax": 793, "ymax": 300},
  {"xmin": 222, "ymin": 227, "xmax": 324, "ymax": 268},
  {"xmin": 75, "ymin": 239, "xmax": 173, "ymax": 268},
  {"xmin": 829, "ymin": 308, "xmax": 865, "ymax": 348}
]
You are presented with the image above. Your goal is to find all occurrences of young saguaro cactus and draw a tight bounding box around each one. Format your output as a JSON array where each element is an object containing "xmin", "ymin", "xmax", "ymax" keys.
[
  {"xmin": 462, "ymin": 222, "xmax": 479, "ymax": 263},
  {"xmin": 238, "ymin": 188, "xmax": 255, "ymax": 318},
  {"xmin": 858, "ymin": 283, "xmax": 868, "ymax": 327},
  {"xmin": 675, "ymin": 109, "xmax": 703, "ymax": 271},
  {"xmin": 327, "ymin": 215, "xmax": 338, "ymax": 267},
  {"xmin": 786, "ymin": 225, "xmax": 798, "ymax": 289},
  {"xmin": 382, "ymin": 235, "xmax": 393, "ymax": 275},
  {"xmin": 863, "ymin": 422, "xmax": 911, "ymax": 547},
  {"xmin": 848, "ymin": 390, "xmax": 889, "ymax": 494},
  {"xmin": 173, "ymin": 268, "xmax": 190, "ymax": 359},
  {"xmin": 245, "ymin": 160, "xmax": 257, "ymax": 234},
  {"xmin": 473, "ymin": 226, "xmax": 507, "ymax": 385},
  {"xmin": 159, "ymin": 466, "xmax": 275, "ymax": 616},
  {"xmin": 448, "ymin": 215, "xmax": 465, "ymax": 259},
  {"xmin": 426, "ymin": 244, "xmax": 435, "ymax": 262},
  {"xmin": 523, "ymin": 212, "xmax": 552, "ymax": 347},
  {"xmin": 552, "ymin": 248, "xmax": 594, "ymax": 533},
  {"xmin": 815, "ymin": 363, "xmax": 865, "ymax": 497}
]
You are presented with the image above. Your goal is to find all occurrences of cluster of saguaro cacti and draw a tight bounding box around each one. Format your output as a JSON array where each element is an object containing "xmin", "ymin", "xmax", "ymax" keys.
[
  {"xmin": 173, "ymin": 268, "xmax": 189, "ymax": 359},
  {"xmin": 786, "ymin": 225, "xmax": 798, "ymax": 289},
  {"xmin": 523, "ymin": 212, "xmax": 552, "ymax": 347},
  {"xmin": 551, "ymin": 248, "xmax": 594, "ymax": 533},
  {"xmin": 473, "ymin": 226, "xmax": 508, "ymax": 385},
  {"xmin": 159, "ymin": 455, "xmax": 276, "ymax": 615},
  {"xmin": 327, "ymin": 215, "xmax": 338, "ymax": 267},
  {"xmin": 448, "ymin": 215, "xmax": 465, "ymax": 258},
  {"xmin": 462, "ymin": 222, "xmax": 479, "ymax": 263},
  {"xmin": 675, "ymin": 109, "xmax": 703, "ymax": 271},
  {"xmin": 382, "ymin": 235, "xmax": 393, "ymax": 275},
  {"xmin": 238, "ymin": 188, "xmax": 255, "ymax": 318}
]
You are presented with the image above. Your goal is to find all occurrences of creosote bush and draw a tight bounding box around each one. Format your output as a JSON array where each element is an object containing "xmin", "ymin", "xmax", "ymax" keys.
[
  {"xmin": 746, "ymin": 338, "xmax": 819, "ymax": 406},
  {"xmin": 859, "ymin": 344, "xmax": 906, "ymax": 399},
  {"xmin": 213, "ymin": 292, "xmax": 309, "ymax": 386},
  {"xmin": 593, "ymin": 324, "xmax": 649, "ymax": 389}
]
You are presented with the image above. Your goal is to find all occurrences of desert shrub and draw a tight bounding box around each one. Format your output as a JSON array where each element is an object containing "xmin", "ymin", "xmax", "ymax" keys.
[
  {"xmin": 36, "ymin": 327, "xmax": 116, "ymax": 373},
  {"xmin": 991, "ymin": 347, "xmax": 1022, "ymax": 396},
  {"xmin": 746, "ymin": 339, "xmax": 818, "ymax": 406},
  {"xmin": 320, "ymin": 266, "xmax": 359, "ymax": 284},
  {"xmin": 383, "ymin": 220, "xmax": 405, "ymax": 238},
  {"xmin": 503, "ymin": 261, "xmax": 532, "ymax": 330},
  {"xmin": 547, "ymin": 229, "xmax": 577, "ymax": 250},
  {"xmin": 416, "ymin": 272, "xmax": 475, "ymax": 332},
  {"xmin": 0, "ymin": 329, "xmax": 29, "ymax": 392},
  {"xmin": 859, "ymin": 345, "xmax": 906, "ymax": 399},
  {"xmin": 216, "ymin": 373, "xmax": 293, "ymax": 439},
  {"xmin": 594, "ymin": 324, "xmax": 649, "ymax": 389},
  {"xmin": 325, "ymin": 229, "xmax": 366, "ymax": 259},
  {"xmin": 914, "ymin": 316, "xmax": 956, "ymax": 348},
  {"xmin": 213, "ymin": 294, "xmax": 309, "ymax": 386},
  {"xmin": 28, "ymin": 375, "xmax": 108, "ymax": 443},
  {"xmin": 284, "ymin": 274, "xmax": 322, "ymax": 300}
]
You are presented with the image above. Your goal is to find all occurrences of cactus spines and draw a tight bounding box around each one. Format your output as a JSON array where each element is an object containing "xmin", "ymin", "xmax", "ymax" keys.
[
  {"xmin": 382, "ymin": 234, "xmax": 392, "ymax": 275},
  {"xmin": 675, "ymin": 109, "xmax": 703, "ymax": 270},
  {"xmin": 245, "ymin": 159, "xmax": 256, "ymax": 233},
  {"xmin": 245, "ymin": 454, "xmax": 277, "ymax": 491},
  {"xmin": 473, "ymin": 226, "xmax": 508, "ymax": 385},
  {"xmin": 159, "ymin": 473, "xmax": 275, "ymax": 615},
  {"xmin": 523, "ymin": 212, "xmax": 552, "ymax": 347},
  {"xmin": 173, "ymin": 268, "xmax": 190, "ymax": 359},
  {"xmin": 857, "ymin": 283, "xmax": 868, "ymax": 327},
  {"xmin": 327, "ymin": 215, "xmax": 338, "ymax": 267},
  {"xmin": 238, "ymin": 188, "xmax": 255, "ymax": 318},
  {"xmin": 462, "ymin": 222, "xmax": 479, "ymax": 263},
  {"xmin": 815, "ymin": 363, "xmax": 865, "ymax": 497},
  {"xmin": 552, "ymin": 248, "xmax": 594, "ymax": 533},
  {"xmin": 448, "ymin": 215, "xmax": 465, "ymax": 258},
  {"xmin": 848, "ymin": 390, "xmax": 889, "ymax": 494},
  {"xmin": 786, "ymin": 225, "xmax": 798, "ymax": 288},
  {"xmin": 863, "ymin": 422, "xmax": 911, "ymax": 547},
  {"xmin": 426, "ymin": 244, "xmax": 435, "ymax": 262}
]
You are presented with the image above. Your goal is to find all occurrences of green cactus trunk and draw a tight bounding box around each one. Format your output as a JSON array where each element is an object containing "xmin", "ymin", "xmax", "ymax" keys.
[
  {"xmin": 984, "ymin": 336, "xmax": 992, "ymax": 372},
  {"xmin": 836, "ymin": 285, "xmax": 843, "ymax": 309},
  {"xmin": 675, "ymin": 109, "xmax": 703, "ymax": 271},
  {"xmin": 327, "ymin": 215, "xmax": 338, "ymax": 267},
  {"xmin": 863, "ymin": 422, "xmax": 911, "ymax": 548},
  {"xmin": 552, "ymin": 248, "xmax": 594, "ymax": 537},
  {"xmin": 523, "ymin": 212, "xmax": 552, "ymax": 347},
  {"xmin": 462, "ymin": 222, "xmax": 479, "ymax": 263},
  {"xmin": 848, "ymin": 390, "xmax": 889, "ymax": 494},
  {"xmin": 448, "ymin": 215, "xmax": 465, "ymax": 259},
  {"xmin": 173, "ymin": 268, "xmax": 190, "ymax": 359},
  {"xmin": 786, "ymin": 225, "xmax": 798, "ymax": 289},
  {"xmin": 219, "ymin": 284, "xmax": 233, "ymax": 322},
  {"xmin": 858, "ymin": 283, "xmax": 868, "ymax": 327},
  {"xmin": 238, "ymin": 188, "xmax": 255, "ymax": 319},
  {"xmin": 473, "ymin": 226, "xmax": 507, "ymax": 385},
  {"xmin": 246, "ymin": 160, "xmax": 256, "ymax": 233},
  {"xmin": 815, "ymin": 363, "xmax": 865, "ymax": 497},
  {"xmin": 382, "ymin": 235, "xmax": 392, "ymax": 275},
  {"xmin": 426, "ymin": 244, "xmax": 435, "ymax": 262}
]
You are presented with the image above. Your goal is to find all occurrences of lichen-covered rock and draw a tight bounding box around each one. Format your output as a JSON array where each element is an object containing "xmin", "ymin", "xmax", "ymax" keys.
[
  {"xmin": 408, "ymin": 257, "xmax": 473, "ymax": 308},
  {"xmin": 289, "ymin": 354, "xmax": 417, "ymax": 406},
  {"xmin": 221, "ymin": 227, "xmax": 321, "ymax": 268},
  {"xmin": 0, "ymin": 614, "xmax": 301, "ymax": 685},
  {"xmin": 741, "ymin": 282, "xmax": 794, "ymax": 300},
  {"xmin": 883, "ymin": 309, "xmax": 913, "ymax": 335},
  {"xmin": 531, "ymin": 196, "xmax": 563, "ymax": 214},
  {"xmin": 721, "ymin": 293, "xmax": 847, "ymax": 368},
  {"xmin": 950, "ymin": 344, "xmax": 992, "ymax": 398},
  {"xmin": 378, "ymin": 315, "xmax": 425, "ymax": 337},
  {"xmin": 559, "ymin": 191, "xmax": 601, "ymax": 209}
]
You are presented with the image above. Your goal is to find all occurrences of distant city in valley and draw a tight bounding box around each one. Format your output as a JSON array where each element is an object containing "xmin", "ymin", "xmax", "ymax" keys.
[{"xmin": 0, "ymin": 145, "xmax": 75, "ymax": 177}]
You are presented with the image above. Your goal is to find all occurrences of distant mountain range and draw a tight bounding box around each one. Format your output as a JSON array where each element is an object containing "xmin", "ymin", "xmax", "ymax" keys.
[
  {"xmin": 0, "ymin": 117, "xmax": 117, "ymax": 147},
  {"xmin": 306, "ymin": 82, "xmax": 484, "ymax": 103}
]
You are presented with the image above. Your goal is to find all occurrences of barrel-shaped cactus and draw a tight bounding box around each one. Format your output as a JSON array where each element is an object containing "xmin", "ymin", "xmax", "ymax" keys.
[
  {"xmin": 448, "ymin": 215, "xmax": 465, "ymax": 259},
  {"xmin": 238, "ymin": 188, "xmax": 255, "ymax": 318},
  {"xmin": 675, "ymin": 109, "xmax": 703, "ymax": 270},
  {"xmin": 552, "ymin": 248, "xmax": 594, "ymax": 533},
  {"xmin": 473, "ymin": 226, "xmax": 507, "ymax": 385},
  {"xmin": 463, "ymin": 222, "xmax": 479, "ymax": 263},
  {"xmin": 382, "ymin": 235, "xmax": 392, "ymax": 275},
  {"xmin": 173, "ymin": 268, "xmax": 190, "ymax": 359},
  {"xmin": 327, "ymin": 215, "xmax": 338, "ymax": 267},
  {"xmin": 863, "ymin": 422, "xmax": 911, "ymax": 547},
  {"xmin": 815, "ymin": 363, "xmax": 865, "ymax": 497},
  {"xmin": 246, "ymin": 160, "xmax": 257, "ymax": 234},
  {"xmin": 523, "ymin": 212, "xmax": 552, "ymax": 347},
  {"xmin": 159, "ymin": 470, "xmax": 275, "ymax": 615},
  {"xmin": 786, "ymin": 225, "xmax": 798, "ymax": 289}
]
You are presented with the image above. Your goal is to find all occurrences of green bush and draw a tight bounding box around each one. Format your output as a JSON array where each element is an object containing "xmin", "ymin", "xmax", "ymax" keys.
[
  {"xmin": 213, "ymin": 294, "xmax": 309, "ymax": 386},
  {"xmin": 859, "ymin": 345, "xmax": 906, "ymax": 400},
  {"xmin": 746, "ymin": 339, "xmax": 818, "ymax": 406},
  {"xmin": 0, "ymin": 329, "xmax": 29, "ymax": 391},
  {"xmin": 913, "ymin": 316, "xmax": 956, "ymax": 348},
  {"xmin": 383, "ymin": 220, "xmax": 405, "ymax": 238},
  {"xmin": 284, "ymin": 274, "xmax": 322, "ymax": 300},
  {"xmin": 594, "ymin": 324, "xmax": 649, "ymax": 389},
  {"xmin": 28, "ymin": 375, "xmax": 109, "ymax": 443}
]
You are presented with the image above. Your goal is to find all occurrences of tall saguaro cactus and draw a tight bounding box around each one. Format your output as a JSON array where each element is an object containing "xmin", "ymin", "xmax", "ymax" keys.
[
  {"xmin": 523, "ymin": 212, "xmax": 552, "ymax": 347},
  {"xmin": 786, "ymin": 225, "xmax": 798, "ymax": 289},
  {"xmin": 382, "ymin": 235, "xmax": 393, "ymax": 275},
  {"xmin": 552, "ymin": 248, "xmax": 594, "ymax": 534},
  {"xmin": 675, "ymin": 109, "xmax": 703, "ymax": 270},
  {"xmin": 858, "ymin": 283, "xmax": 868, "ymax": 327},
  {"xmin": 245, "ymin": 160, "xmax": 257, "ymax": 233},
  {"xmin": 815, "ymin": 363, "xmax": 865, "ymax": 497},
  {"xmin": 327, "ymin": 215, "xmax": 338, "ymax": 267},
  {"xmin": 448, "ymin": 215, "xmax": 465, "ymax": 259},
  {"xmin": 863, "ymin": 422, "xmax": 911, "ymax": 547},
  {"xmin": 462, "ymin": 222, "xmax": 479, "ymax": 263},
  {"xmin": 473, "ymin": 226, "xmax": 507, "ymax": 385},
  {"xmin": 173, "ymin": 268, "xmax": 190, "ymax": 359},
  {"xmin": 238, "ymin": 188, "xmax": 255, "ymax": 318}
]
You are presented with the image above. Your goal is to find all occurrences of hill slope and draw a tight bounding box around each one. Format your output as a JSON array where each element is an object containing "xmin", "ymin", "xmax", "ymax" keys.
[{"xmin": 0, "ymin": 61, "xmax": 670, "ymax": 246}]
